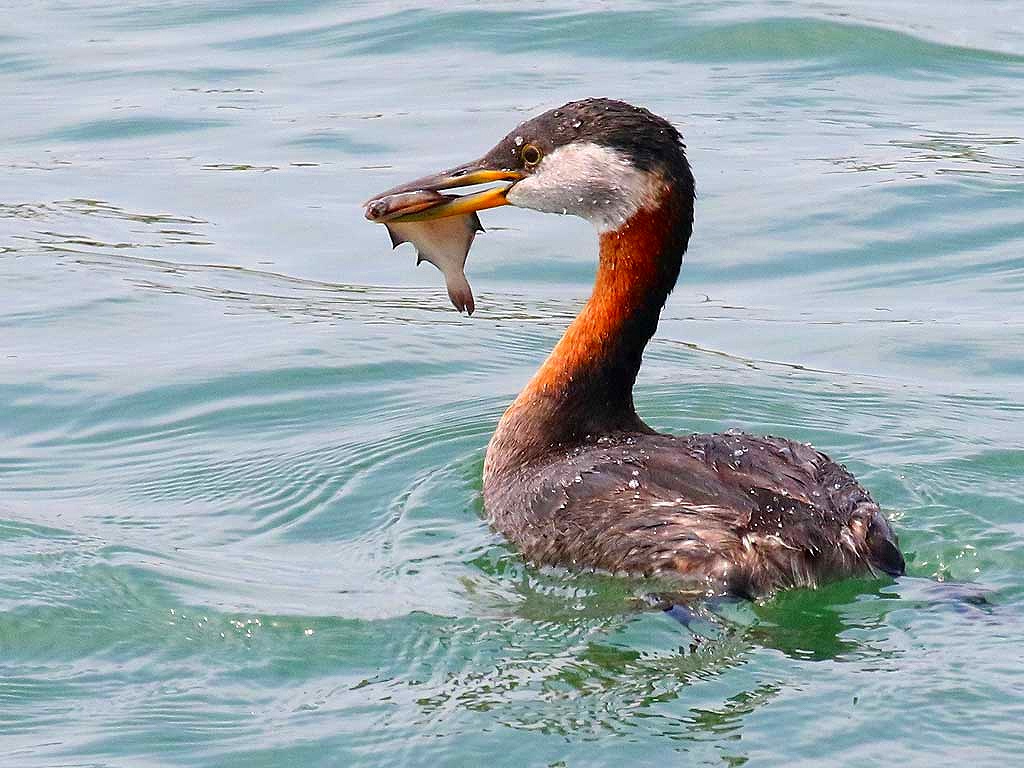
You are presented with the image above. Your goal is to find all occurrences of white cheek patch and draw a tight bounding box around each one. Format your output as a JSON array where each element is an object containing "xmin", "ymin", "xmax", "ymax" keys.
[{"xmin": 506, "ymin": 142, "xmax": 665, "ymax": 232}]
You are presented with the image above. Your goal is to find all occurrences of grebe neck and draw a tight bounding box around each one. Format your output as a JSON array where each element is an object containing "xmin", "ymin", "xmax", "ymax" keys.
[{"xmin": 485, "ymin": 186, "xmax": 693, "ymax": 481}]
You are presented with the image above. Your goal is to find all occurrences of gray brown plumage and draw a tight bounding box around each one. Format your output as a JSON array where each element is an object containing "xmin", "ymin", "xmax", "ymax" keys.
[{"xmin": 485, "ymin": 431, "xmax": 904, "ymax": 598}]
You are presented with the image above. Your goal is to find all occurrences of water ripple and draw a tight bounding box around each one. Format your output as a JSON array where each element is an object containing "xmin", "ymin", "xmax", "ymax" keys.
[{"xmin": 3, "ymin": 1, "xmax": 1023, "ymax": 765}]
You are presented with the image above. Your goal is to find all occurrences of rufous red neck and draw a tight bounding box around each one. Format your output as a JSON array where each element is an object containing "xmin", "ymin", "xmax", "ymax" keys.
[{"xmin": 486, "ymin": 188, "xmax": 691, "ymax": 480}]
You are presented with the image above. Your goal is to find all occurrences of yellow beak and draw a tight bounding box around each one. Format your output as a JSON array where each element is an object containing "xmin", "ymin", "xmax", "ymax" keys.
[{"xmin": 365, "ymin": 164, "xmax": 523, "ymax": 222}]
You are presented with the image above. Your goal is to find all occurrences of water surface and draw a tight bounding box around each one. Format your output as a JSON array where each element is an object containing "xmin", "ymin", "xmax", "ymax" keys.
[{"xmin": 2, "ymin": 2, "xmax": 1023, "ymax": 765}]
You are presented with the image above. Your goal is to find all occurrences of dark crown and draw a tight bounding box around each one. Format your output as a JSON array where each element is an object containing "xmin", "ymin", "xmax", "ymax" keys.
[{"xmin": 482, "ymin": 98, "xmax": 694, "ymax": 194}]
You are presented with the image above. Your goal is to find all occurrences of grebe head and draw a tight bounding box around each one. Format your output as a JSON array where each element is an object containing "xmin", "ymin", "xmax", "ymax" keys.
[{"xmin": 374, "ymin": 98, "xmax": 694, "ymax": 234}]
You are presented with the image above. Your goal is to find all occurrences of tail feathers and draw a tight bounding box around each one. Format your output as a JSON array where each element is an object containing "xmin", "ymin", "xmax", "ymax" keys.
[{"xmin": 866, "ymin": 511, "xmax": 906, "ymax": 577}]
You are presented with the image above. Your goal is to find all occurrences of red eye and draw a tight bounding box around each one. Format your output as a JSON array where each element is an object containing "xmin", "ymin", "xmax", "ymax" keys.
[{"xmin": 522, "ymin": 144, "xmax": 542, "ymax": 166}]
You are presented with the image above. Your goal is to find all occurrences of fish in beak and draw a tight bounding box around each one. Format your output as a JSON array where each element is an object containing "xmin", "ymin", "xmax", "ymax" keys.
[{"xmin": 364, "ymin": 161, "xmax": 523, "ymax": 314}]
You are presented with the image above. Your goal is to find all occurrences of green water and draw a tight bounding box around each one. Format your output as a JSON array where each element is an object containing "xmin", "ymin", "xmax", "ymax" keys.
[{"xmin": 2, "ymin": 2, "xmax": 1023, "ymax": 765}]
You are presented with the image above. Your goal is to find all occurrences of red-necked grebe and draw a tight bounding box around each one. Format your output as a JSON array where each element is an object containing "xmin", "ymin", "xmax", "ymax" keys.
[{"xmin": 365, "ymin": 98, "xmax": 905, "ymax": 598}]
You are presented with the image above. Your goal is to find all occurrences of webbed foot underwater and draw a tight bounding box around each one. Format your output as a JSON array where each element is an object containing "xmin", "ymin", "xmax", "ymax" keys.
[{"xmin": 365, "ymin": 98, "xmax": 905, "ymax": 599}]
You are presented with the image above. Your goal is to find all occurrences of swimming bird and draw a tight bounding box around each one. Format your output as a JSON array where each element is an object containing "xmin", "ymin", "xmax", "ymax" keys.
[{"xmin": 372, "ymin": 98, "xmax": 905, "ymax": 599}]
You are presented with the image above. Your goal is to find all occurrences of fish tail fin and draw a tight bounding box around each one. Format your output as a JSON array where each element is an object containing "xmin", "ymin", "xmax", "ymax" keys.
[{"xmin": 445, "ymin": 273, "xmax": 475, "ymax": 315}]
